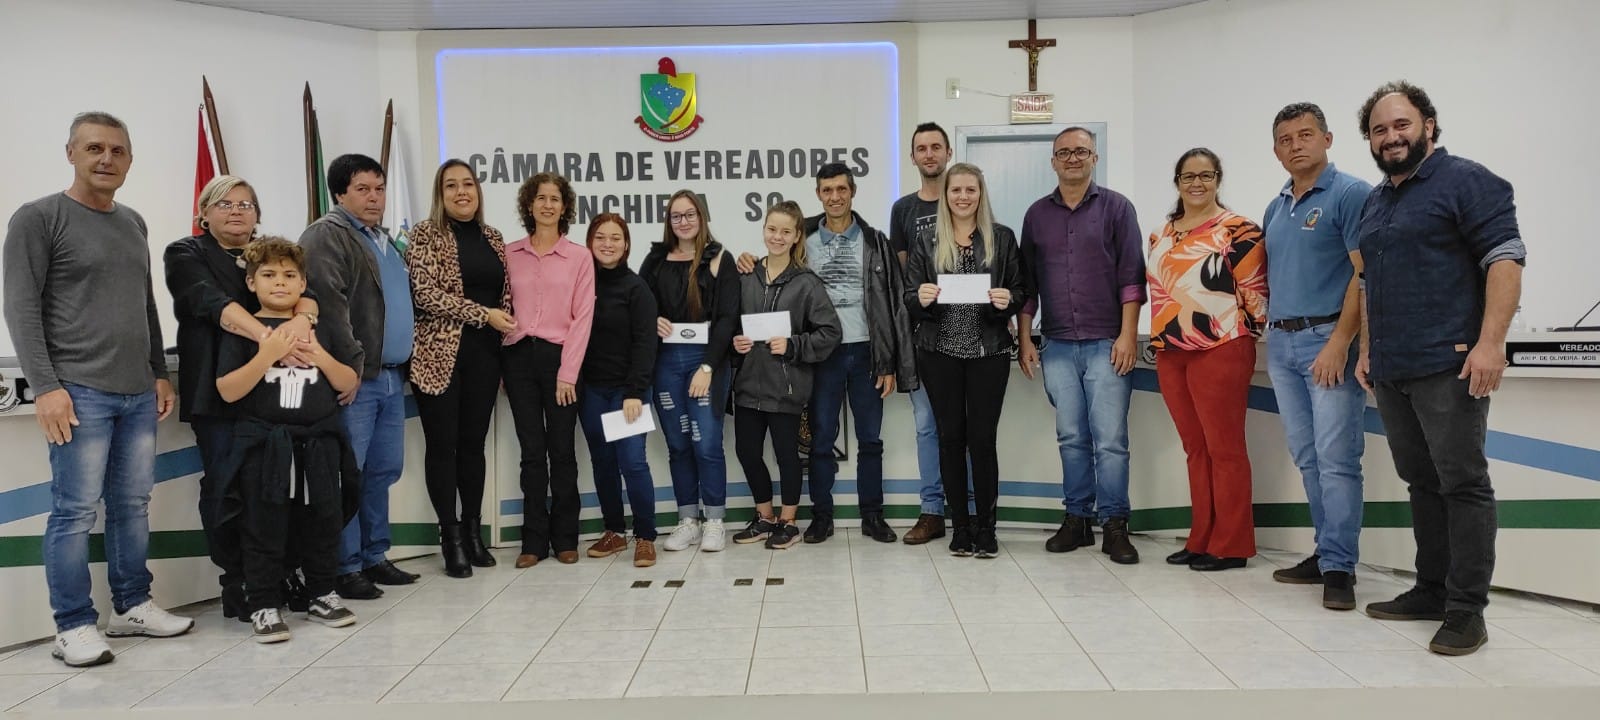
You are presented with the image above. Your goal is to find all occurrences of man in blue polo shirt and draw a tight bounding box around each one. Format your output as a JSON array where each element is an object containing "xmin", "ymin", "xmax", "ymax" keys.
[
  {"xmin": 1355, "ymin": 81, "xmax": 1525, "ymax": 657},
  {"xmin": 1261, "ymin": 103, "xmax": 1372, "ymax": 612}
]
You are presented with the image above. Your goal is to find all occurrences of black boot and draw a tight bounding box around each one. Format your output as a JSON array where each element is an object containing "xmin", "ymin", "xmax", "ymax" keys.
[
  {"xmin": 461, "ymin": 516, "xmax": 497, "ymax": 567},
  {"xmin": 440, "ymin": 523, "xmax": 472, "ymax": 579},
  {"xmin": 860, "ymin": 513, "xmax": 898, "ymax": 543},
  {"xmin": 1045, "ymin": 513, "xmax": 1091, "ymax": 553},
  {"xmin": 1100, "ymin": 517, "xmax": 1140, "ymax": 565}
]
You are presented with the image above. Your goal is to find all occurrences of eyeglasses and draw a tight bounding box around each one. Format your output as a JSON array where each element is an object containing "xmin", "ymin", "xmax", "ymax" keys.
[
  {"xmin": 1177, "ymin": 172, "xmax": 1219, "ymax": 185},
  {"xmin": 1053, "ymin": 148, "xmax": 1094, "ymax": 161},
  {"xmin": 669, "ymin": 211, "xmax": 699, "ymax": 225},
  {"xmin": 213, "ymin": 200, "xmax": 257, "ymax": 212}
]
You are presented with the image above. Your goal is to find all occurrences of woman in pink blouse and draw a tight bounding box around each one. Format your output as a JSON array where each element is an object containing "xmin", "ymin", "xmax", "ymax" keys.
[
  {"xmin": 503, "ymin": 172, "xmax": 596, "ymax": 567},
  {"xmin": 1147, "ymin": 148, "xmax": 1268, "ymax": 572}
]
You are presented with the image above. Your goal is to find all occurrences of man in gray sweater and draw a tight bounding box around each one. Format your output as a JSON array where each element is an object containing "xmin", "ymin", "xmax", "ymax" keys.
[{"xmin": 3, "ymin": 112, "xmax": 194, "ymax": 667}]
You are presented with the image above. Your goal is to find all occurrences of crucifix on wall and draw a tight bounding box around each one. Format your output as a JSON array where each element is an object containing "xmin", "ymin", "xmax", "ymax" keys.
[{"xmin": 1009, "ymin": 19, "xmax": 1057, "ymax": 93}]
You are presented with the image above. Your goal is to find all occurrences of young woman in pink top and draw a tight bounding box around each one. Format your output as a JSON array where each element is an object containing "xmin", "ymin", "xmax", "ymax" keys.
[{"xmin": 502, "ymin": 172, "xmax": 595, "ymax": 567}]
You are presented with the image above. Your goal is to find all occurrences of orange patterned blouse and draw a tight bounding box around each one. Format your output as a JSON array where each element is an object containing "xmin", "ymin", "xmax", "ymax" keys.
[{"xmin": 1147, "ymin": 211, "xmax": 1268, "ymax": 351}]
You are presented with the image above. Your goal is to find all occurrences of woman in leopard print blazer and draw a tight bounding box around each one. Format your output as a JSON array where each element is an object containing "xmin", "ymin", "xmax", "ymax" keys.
[{"xmin": 407, "ymin": 159, "xmax": 515, "ymax": 579}]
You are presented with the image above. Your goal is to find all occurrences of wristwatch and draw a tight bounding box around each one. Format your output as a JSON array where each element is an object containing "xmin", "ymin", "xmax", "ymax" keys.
[
  {"xmin": 296, "ymin": 311, "xmax": 319, "ymax": 327},
  {"xmin": 698, "ymin": 364, "xmax": 713, "ymax": 374}
]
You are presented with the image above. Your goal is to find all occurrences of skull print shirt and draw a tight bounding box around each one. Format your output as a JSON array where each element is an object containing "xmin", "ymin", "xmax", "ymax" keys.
[{"xmin": 216, "ymin": 317, "xmax": 341, "ymax": 426}]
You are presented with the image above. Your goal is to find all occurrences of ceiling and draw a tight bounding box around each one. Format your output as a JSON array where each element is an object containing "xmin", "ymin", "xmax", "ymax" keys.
[{"xmin": 176, "ymin": 0, "xmax": 1207, "ymax": 31}]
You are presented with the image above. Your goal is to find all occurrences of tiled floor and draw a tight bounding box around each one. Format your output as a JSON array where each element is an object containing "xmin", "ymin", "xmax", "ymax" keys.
[{"xmin": 3, "ymin": 529, "xmax": 1599, "ymax": 709}]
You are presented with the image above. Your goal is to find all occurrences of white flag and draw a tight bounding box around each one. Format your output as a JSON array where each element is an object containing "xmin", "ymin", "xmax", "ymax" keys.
[{"xmin": 383, "ymin": 120, "xmax": 415, "ymax": 254}]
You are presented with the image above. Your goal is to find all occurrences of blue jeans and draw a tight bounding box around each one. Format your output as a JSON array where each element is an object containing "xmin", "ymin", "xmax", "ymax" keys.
[
  {"xmin": 578, "ymin": 384, "xmax": 658, "ymax": 540},
  {"xmin": 1040, "ymin": 337, "xmax": 1133, "ymax": 521},
  {"xmin": 1266, "ymin": 325, "xmax": 1366, "ymax": 574},
  {"xmin": 808, "ymin": 343, "xmax": 885, "ymax": 518},
  {"xmin": 44, "ymin": 384, "xmax": 157, "ymax": 631},
  {"xmin": 910, "ymin": 385, "xmax": 943, "ymax": 514},
  {"xmin": 339, "ymin": 368, "xmax": 407, "ymax": 574},
  {"xmin": 653, "ymin": 344, "xmax": 727, "ymax": 520}
]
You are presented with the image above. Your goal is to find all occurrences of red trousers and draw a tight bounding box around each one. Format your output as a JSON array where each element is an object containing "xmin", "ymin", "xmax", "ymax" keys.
[{"xmin": 1156, "ymin": 337, "xmax": 1257, "ymax": 559}]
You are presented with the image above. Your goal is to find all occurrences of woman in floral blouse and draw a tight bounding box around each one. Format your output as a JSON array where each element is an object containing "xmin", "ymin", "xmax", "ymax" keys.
[{"xmin": 1147, "ymin": 147, "xmax": 1268, "ymax": 572}]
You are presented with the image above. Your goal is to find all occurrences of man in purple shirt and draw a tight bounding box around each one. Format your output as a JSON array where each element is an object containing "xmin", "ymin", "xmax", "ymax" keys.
[{"xmin": 1018, "ymin": 126, "xmax": 1146, "ymax": 564}]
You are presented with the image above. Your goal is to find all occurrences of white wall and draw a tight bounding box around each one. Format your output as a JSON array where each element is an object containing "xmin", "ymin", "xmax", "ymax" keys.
[
  {"xmin": 4, "ymin": 0, "xmax": 1592, "ymax": 350},
  {"xmin": 377, "ymin": 30, "xmax": 426, "ymax": 223},
  {"xmin": 1131, "ymin": 0, "xmax": 1599, "ymax": 330},
  {"xmin": 915, "ymin": 18, "xmax": 1137, "ymax": 195},
  {"xmin": 0, "ymin": 0, "xmax": 384, "ymax": 357}
]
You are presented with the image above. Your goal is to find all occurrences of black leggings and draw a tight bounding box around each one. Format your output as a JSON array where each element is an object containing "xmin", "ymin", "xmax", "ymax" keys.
[
  {"xmin": 734, "ymin": 407, "xmax": 804, "ymax": 508},
  {"xmin": 412, "ymin": 327, "xmax": 501, "ymax": 525},
  {"xmin": 917, "ymin": 350, "xmax": 1010, "ymax": 530}
]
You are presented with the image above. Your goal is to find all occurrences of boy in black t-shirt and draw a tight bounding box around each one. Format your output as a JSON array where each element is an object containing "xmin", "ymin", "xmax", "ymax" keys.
[{"xmin": 216, "ymin": 238, "xmax": 361, "ymax": 643}]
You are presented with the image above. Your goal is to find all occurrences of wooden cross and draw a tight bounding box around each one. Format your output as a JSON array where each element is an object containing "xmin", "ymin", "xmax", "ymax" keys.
[{"xmin": 1009, "ymin": 19, "xmax": 1057, "ymax": 93}]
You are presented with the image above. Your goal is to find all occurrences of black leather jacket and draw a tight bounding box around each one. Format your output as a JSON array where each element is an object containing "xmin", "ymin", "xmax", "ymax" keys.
[{"xmin": 904, "ymin": 223, "xmax": 1026, "ymax": 357}]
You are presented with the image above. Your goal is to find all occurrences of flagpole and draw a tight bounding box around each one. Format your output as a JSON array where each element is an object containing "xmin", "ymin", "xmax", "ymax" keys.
[
  {"xmin": 202, "ymin": 76, "xmax": 229, "ymax": 175},
  {"xmin": 380, "ymin": 99, "xmax": 394, "ymax": 173},
  {"xmin": 303, "ymin": 82, "xmax": 317, "ymax": 225}
]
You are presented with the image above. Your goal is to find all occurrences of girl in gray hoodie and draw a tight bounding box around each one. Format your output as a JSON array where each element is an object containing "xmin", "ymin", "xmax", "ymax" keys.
[{"xmin": 729, "ymin": 201, "xmax": 842, "ymax": 549}]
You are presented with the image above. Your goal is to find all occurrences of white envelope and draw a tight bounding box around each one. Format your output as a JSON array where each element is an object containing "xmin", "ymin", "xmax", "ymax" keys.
[
  {"xmin": 663, "ymin": 322, "xmax": 711, "ymax": 344},
  {"xmin": 937, "ymin": 274, "xmax": 993, "ymax": 304},
  {"xmin": 601, "ymin": 407, "xmax": 656, "ymax": 442},
  {"xmin": 741, "ymin": 311, "xmax": 792, "ymax": 342}
]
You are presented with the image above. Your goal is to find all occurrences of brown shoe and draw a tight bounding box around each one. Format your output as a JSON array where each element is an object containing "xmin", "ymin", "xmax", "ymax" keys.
[
  {"xmin": 588, "ymin": 531, "xmax": 628, "ymax": 558},
  {"xmin": 633, "ymin": 539, "xmax": 657, "ymax": 568},
  {"xmin": 514, "ymin": 554, "xmax": 539, "ymax": 568},
  {"xmin": 556, "ymin": 550, "xmax": 580, "ymax": 564},
  {"xmin": 902, "ymin": 513, "xmax": 946, "ymax": 545}
]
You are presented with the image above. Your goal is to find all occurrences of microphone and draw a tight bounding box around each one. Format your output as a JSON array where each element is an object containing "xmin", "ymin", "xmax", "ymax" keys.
[{"xmin": 1553, "ymin": 297, "xmax": 1600, "ymax": 332}]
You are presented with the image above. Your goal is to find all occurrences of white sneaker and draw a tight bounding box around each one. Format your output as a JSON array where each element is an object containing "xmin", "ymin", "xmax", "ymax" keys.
[
  {"xmin": 52, "ymin": 625, "xmax": 113, "ymax": 667},
  {"xmin": 107, "ymin": 601, "xmax": 195, "ymax": 638},
  {"xmin": 700, "ymin": 519, "xmax": 726, "ymax": 552},
  {"xmin": 662, "ymin": 518, "xmax": 703, "ymax": 551}
]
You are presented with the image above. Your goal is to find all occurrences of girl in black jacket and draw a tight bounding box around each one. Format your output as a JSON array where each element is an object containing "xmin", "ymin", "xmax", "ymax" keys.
[
  {"xmin": 905, "ymin": 163, "xmax": 1025, "ymax": 559},
  {"xmin": 729, "ymin": 201, "xmax": 842, "ymax": 549}
]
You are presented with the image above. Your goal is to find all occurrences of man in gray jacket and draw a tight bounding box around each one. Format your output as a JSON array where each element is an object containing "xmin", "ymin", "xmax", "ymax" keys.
[{"xmin": 299, "ymin": 153, "xmax": 415, "ymax": 600}]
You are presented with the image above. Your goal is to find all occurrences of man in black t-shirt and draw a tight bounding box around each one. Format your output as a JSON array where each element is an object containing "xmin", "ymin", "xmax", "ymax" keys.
[
  {"xmin": 887, "ymin": 122, "xmax": 971, "ymax": 545},
  {"xmin": 215, "ymin": 238, "xmax": 362, "ymax": 644}
]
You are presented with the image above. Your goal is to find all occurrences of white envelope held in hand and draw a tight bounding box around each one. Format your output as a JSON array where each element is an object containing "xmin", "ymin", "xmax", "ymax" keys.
[
  {"xmin": 602, "ymin": 407, "xmax": 656, "ymax": 442},
  {"xmin": 663, "ymin": 322, "xmax": 711, "ymax": 344},
  {"xmin": 937, "ymin": 274, "xmax": 993, "ymax": 304},
  {"xmin": 741, "ymin": 311, "xmax": 792, "ymax": 342}
]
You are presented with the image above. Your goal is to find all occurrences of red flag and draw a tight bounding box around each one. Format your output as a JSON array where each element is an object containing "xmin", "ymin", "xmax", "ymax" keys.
[{"xmin": 192, "ymin": 108, "xmax": 216, "ymax": 235}]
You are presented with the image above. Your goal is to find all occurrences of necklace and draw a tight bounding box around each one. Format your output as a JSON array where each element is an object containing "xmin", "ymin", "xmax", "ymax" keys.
[{"xmin": 222, "ymin": 246, "xmax": 246, "ymax": 268}]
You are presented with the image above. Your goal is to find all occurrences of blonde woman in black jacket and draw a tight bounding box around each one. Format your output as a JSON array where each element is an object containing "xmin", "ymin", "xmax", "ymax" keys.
[
  {"xmin": 729, "ymin": 201, "xmax": 842, "ymax": 549},
  {"xmin": 905, "ymin": 163, "xmax": 1025, "ymax": 559}
]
